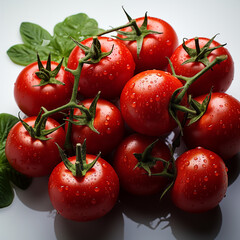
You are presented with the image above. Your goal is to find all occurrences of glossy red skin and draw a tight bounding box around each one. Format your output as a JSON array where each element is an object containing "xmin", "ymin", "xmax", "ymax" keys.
[
  {"xmin": 67, "ymin": 36, "xmax": 135, "ymax": 99},
  {"xmin": 117, "ymin": 16, "xmax": 178, "ymax": 73},
  {"xmin": 167, "ymin": 37, "xmax": 234, "ymax": 97},
  {"xmin": 5, "ymin": 116, "xmax": 65, "ymax": 177},
  {"xmin": 183, "ymin": 93, "xmax": 240, "ymax": 160},
  {"xmin": 120, "ymin": 70, "xmax": 187, "ymax": 136},
  {"xmin": 70, "ymin": 98, "xmax": 125, "ymax": 156},
  {"xmin": 113, "ymin": 133, "xmax": 171, "ymax": 196},
  {"xmin": 171, "ymin": 147, "xmax": 228, "ymax": 213},
  {"xmin": 48, "ymin": 155, "xmax": 119, "ymax": 222},
  {"xmin": 14, "ymin": 61, "xmax": 72, "ymax": 119}
]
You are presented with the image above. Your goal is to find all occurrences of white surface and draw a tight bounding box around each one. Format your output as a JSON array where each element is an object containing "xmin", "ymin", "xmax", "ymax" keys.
[{"xmin": 1, "ymin": 0, "xmax": 240, "ymax": 240}]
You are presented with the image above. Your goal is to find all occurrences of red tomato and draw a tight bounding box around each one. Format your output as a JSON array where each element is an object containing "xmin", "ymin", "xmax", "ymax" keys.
[
  {"xmin": 70, "ymin": 98, "xmax": 125, "ymax": 156},
  {"xmin": 183, "ymin": 92, "xmax": 240, "ymax": 160},
  {"xmin": 171, "ymin": 147, "xmax": 228, "ymax": 213},
  {"xmin": 113, "ymin": 133, "xmax": 171, "ymax": 196},
  {"xmin": 5, "ymin": 116, "xmax": 65, "ymax": 177},
  {"xmin": 167, "ymin": 37, "xmax": 234, "ymax": 97},
  {"xmin": 117, "ymin": 16, "xmax": 178, "ymax": 73},
  {"xmin": 48, "ymin": 154, "xmax": 119, "ymax": 222},
  {"xmin": 14, "ymin": 61, "xmax": 72, "ymax": 119},
  {"xmin": 120, "ymin": 70, "xmax": 187, "ymax": 136},
  {"xmin": 67, "ymin": 36, "xmax": 135, "ymax": 99}
]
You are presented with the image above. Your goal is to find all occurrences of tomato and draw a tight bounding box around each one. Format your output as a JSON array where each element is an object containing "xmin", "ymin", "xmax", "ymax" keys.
[
  {"xmin": 120, "ymin": 70, "xmax": 187, "ymax": 136},
  {"xmin": 70, "ymin": 98, "xmax": 125, "ymax": 156},
  {"xmin": 67, "ymin": 36, "xmax": 135, "ymax": 99},
  {"xmin": 167, "ymin": 37, "xmax": 234, "ymax": 98},
  {"xmin": 48, "ymin": 154, "xmax": 119, "ymax": 222},
  {"xmin": 171, "ymin": 147, "xmax": 228, "ymax": 213},
  {"xmin": 183, "ymin": 92, "xmax": 240, "ymax": 160},
  {"xmin": 5, "ymin": 116, "xmax": 65, "ymax": 177},
  {"xmin": 117, "ymin": 16, "xmax": 178, "ymax": 73},
  {"xmin": 113, "ymin": 133, "xmax": 171, "ymax": 196},
  {"xmin": 14, "ymin": 61, "xmax": 72, "ymax": 119}
]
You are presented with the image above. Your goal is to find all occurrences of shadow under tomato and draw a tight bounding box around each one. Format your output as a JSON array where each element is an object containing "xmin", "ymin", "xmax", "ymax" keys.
[
  {"xmin": 168, "ymin": 204, "xmax": 222, "ymax": 240},
  {"xmin": 15, "ymin": 176, "xmax": 54, "ymax": 212},
  {"xmin": 225, "ymin": 152, "xmax": 240, "ymax": 186},
  {"xmin": 54, "ymin": 201, "xmax": 124, "ymax": 240},
  {"xmin": 119, "ymin": 190, "xmax": 172, "ymax": 229}
]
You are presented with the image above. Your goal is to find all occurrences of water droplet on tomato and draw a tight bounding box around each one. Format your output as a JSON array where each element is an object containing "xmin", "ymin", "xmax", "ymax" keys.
[
  {"xmin": 130, "ymin": 83, "xmax": 135, "ymax": 89},
  {"xmin": 65, "ymin": 186, "xmax": 69, "ymax": 191},
  {"xmin": 185, "ymin": 178, "xmax": 190, "ymax": 183},
  {"xmin": 155, "ymin": 95, "xmax": 160, "ymax": 101},
  {"xmin": 106, "ymin": 128, "xmax": 111, "ymax": 134},
  {"xmin": 204, "ymin": 176, "xmax": 208, "ymax": 182},
  {"xmin": 91, "ymin": 198, "xmax": 97, "ymax": 205},
  {"xmin": 194, "ymin": 165, "xmax": 198, "ymax": 170},
  {"xmin": 131, "ymin": 93, "xmax": 136, "ymax": 99},
  {"xmin": 102, "ymin": 163, "xmax": 107, "ymax": 168},
  {"xmin": 185, "ymin": 161, "xmax": 190, "ymax": 166},
  {"xmin": 103, "ymin": 70, "xmax": 108, "ymax": 76},
  {"xmin": 18, "ymin": 145, "xmax": 22, "ymax": 150},
  {"xmin": 104, "ymin": 121, "xmax": 109, "ymax": 126},
  {"xmin": 193, "ymin": 189, "xmax": 197, "ymax": 195},
  {"xmin": 94, "ymin": 187, "xmax": 100, "ymax": 193},
  {"xmin": 126, "ymin": 64, "xmax": 131, "ymax": 70},
  {"xmin": 75, "ymin": 191, "xmax": 80, "ymax": 196},
  {"xmin": 219, "ymin": 120, "xmax": 223, "ymax": 125},
  {"xmin": 208, "ymin": 125, "xmax": 213, "ymax": 130},
  {"xmin": 108, "ymin": 74, "xmax": 114, "ymax": 80},
  {"xmin": 132, "ymin": 102, "xmax": 136, "ymax": 108},
  {"xmin": 166, "ymin": 40, "xmax": 172, "ymax": 46},
  {"xmin": 149, "ymin": 49, "xmax": 153, "ymax": 55},
  {"xmin": 202, "ymin": 164, "xmax": 206, "ymax": 168}
]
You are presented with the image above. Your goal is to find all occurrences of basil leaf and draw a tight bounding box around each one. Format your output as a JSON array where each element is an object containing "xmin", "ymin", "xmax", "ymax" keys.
[
  {"xmin": 7, "ymin": 13, "xmax": 103, "ymax": 67},
  {"xmin": 0, "ymin": 173, "xmax": 14, "ymax": 208},
  {"xmin": 20, "ymin": 22, "xmax": 53, "ymax": 46},
  {"xmin": 0, "ymin": 113, "xmax": 32, "ymax": 208}
]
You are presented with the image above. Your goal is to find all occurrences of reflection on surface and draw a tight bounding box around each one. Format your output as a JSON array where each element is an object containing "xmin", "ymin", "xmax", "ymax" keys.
[
  {"xmin": 120, "ymin": 190, "xmax": 222, "ymax": 240},
  {"xmin": 225, "ymin": 152, "xmax": 240, "ymax": 186},
  {"xmin": 54, "ymin": 201, "xmax": 124, "ymax": 240},
  {"xmin": 15, "ymin": 176, "xmax": 53, "ymax": 211}
]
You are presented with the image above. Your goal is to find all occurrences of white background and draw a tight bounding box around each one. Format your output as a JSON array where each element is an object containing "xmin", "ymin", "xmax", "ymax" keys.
[{"xmin": 1, "ymin": 0, "xmax": 240, "ymax": 239}]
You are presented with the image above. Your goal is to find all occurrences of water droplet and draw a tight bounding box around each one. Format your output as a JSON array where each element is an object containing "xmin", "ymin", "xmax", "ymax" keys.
[
  {"xmin": 102, "ymin": 163, "xmax": 107, "ymax": 168},
  {"xmin": 185, "ymin": 161, "xmax": 190, "ymax": 166},
  {"xmin": 104, "ymin": 121, "xmax": 109, "ymax": 126},
  {"xmin": 215, "ymin": 171, "xmax": 219, "ymax": 176},
  {"xmin": 148, "ymin": 85, "xmax": 152, "ymax": 90},
  {"xmin": 185, "ymin": 178, "xmax": 190, "ymax": 183},
  {"xmin": 82, "ymin": 192, "xmax": 87, "ymax": 197},
  {"xmin": 155, "ymin": 95, "xmax": 160, "ymax": 101},
  {"xmin": 130, "ymin": 83, "xmax": 135, "ymax": 89},
  {"xmin": 65, "ymin": 186, "xmax": 69, "ymax": 191},
  {"xmin": 106, "ymin": 180, "xmax": 110, "ymax": 185},
  {"xmin": 219, "ymin": 120, "xmax": 223, "ymax": 125},
  {"xmin": 194, "ymin": 165, "xmax": 198, "ymax": 170},
  {"xmin": 91, "ymin": 198, "xmax": 97, "ymax": 205},
  {"xmin": 131, "ymin": 93, "xmax": 136, "ymax": 99},
  {"xmin": 75, "ymin": 191, "xmax": 80, "ymax": 196},
  {"xmin": 193, "ymin": 189, "xmax": 197, "ymax": 195},
  {"xmin": 194, "ymin": 157, "xmax": 198, "ymax": 161},
  {"xmin": 126, "ymin": 64, "xmax": 131, "ymax": 70},
  {"xmin": 145, "ymin": 102, "xmax": 149, "ymax": 107},
  {"xmin": 119, "ymin": 50, "xmax": 122, "ymax": 55},
  {"xmin": 103, "ymin": 70, "xmax": 108, "ymax": 76},
  {"xmin": 166, "ymin": 40, "xmax": 172, "ymax": 46},
  {"xmin": 222, "ymin": 124, "xmax": 226, "ymax": 129},
  {"xmin": 149, "ymin": 49, "xmax": 153, "ymax": 55},
  {"xmin": 208, "ymin": 125, "xmax": 213, "ymax": 130},
  {"xmin": 94, "ymin": 187, "xmax": 100, "ymax": 193},
  {"xmin": 202, "ymin": 164, "xmax": 206, "ymax": 168},
  {"xmin": 123, "ymin": 156, "xmax": 127, "ymax": 163},
  {"xmin": 210, "ymin": 155, "xmax": 215, "ymax": 159},
  {"xmin": 108, "ymin": 74, "xmax": 114, "ymax": 80},
  {"xmin": 204, "ymin": 176, "xmax": 208, "ymax": 182},
  {"xmin": 132, "ymin": 102, "xmax": 136, "ymax": 108},
  {"xmin": 18, "ymin": 145, "xmax": 23, "ymax": 150}
]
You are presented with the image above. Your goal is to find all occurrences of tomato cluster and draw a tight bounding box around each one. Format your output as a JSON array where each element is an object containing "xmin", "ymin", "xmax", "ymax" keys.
[{"xmin": 5, "ymin": 10, "xmax": 240, "ymax": 222}]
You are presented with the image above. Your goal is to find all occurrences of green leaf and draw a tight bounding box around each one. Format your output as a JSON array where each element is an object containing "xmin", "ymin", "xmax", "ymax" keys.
[
  {"xmin": 0, "ymin": 113, "xmax": 32, "ymax": 208},
  {"xmin": 20, "ymin": 22, "xmax": 52, "ymax": 46},
  {"xmin": 7, "ymin": 13, "xmax": 103, "ymax": 67},
  {"xmin": 0, "ymin": 173, "xmax": 14, "ymax": 208}
]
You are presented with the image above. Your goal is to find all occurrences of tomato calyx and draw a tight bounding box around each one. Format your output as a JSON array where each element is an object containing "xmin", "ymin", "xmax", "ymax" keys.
[
  {"xmin": 133, "ymin": 139, "xmax": 173, "ymax": 177},
  {"xmin": 115, "ymin": 8, "xmax": 162, "ymax": 57},
  {"xmin": 70, "ymin": 36, "xmax": 114, "ymax": 64},
  {"xmin": 18, "ymin": 111, "xmax": 64, "ymax": 141},
  {"xmin": 34, "ymin": 54, "xmax": 65, "ymax": 87},
  {"xmin": 56, "ymin": 140, "xmax": 101, "ymax": 177},
  {"xmin": 181, "ymin": 34, "xmax": 226, "ymax": 66},
  {"xmin": 66, "ymin": 91, "xmax": 100, "ymax": 134},
  {"xmin": 168, "ymin": 54, "xmax": 227, "ymax": 132}
]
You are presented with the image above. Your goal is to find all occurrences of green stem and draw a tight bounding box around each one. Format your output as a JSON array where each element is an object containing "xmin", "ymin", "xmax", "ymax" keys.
[
  {"xmin": 174, "ymin": 55, "xmax": 227, "ymax": 104},
  {"xmin": 195, "ymin": 37, "xmax": 201, "ymax": 55},
  {"xmin": 97, "ymin": 21, "xmax": 134, "ymax": 36}
]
